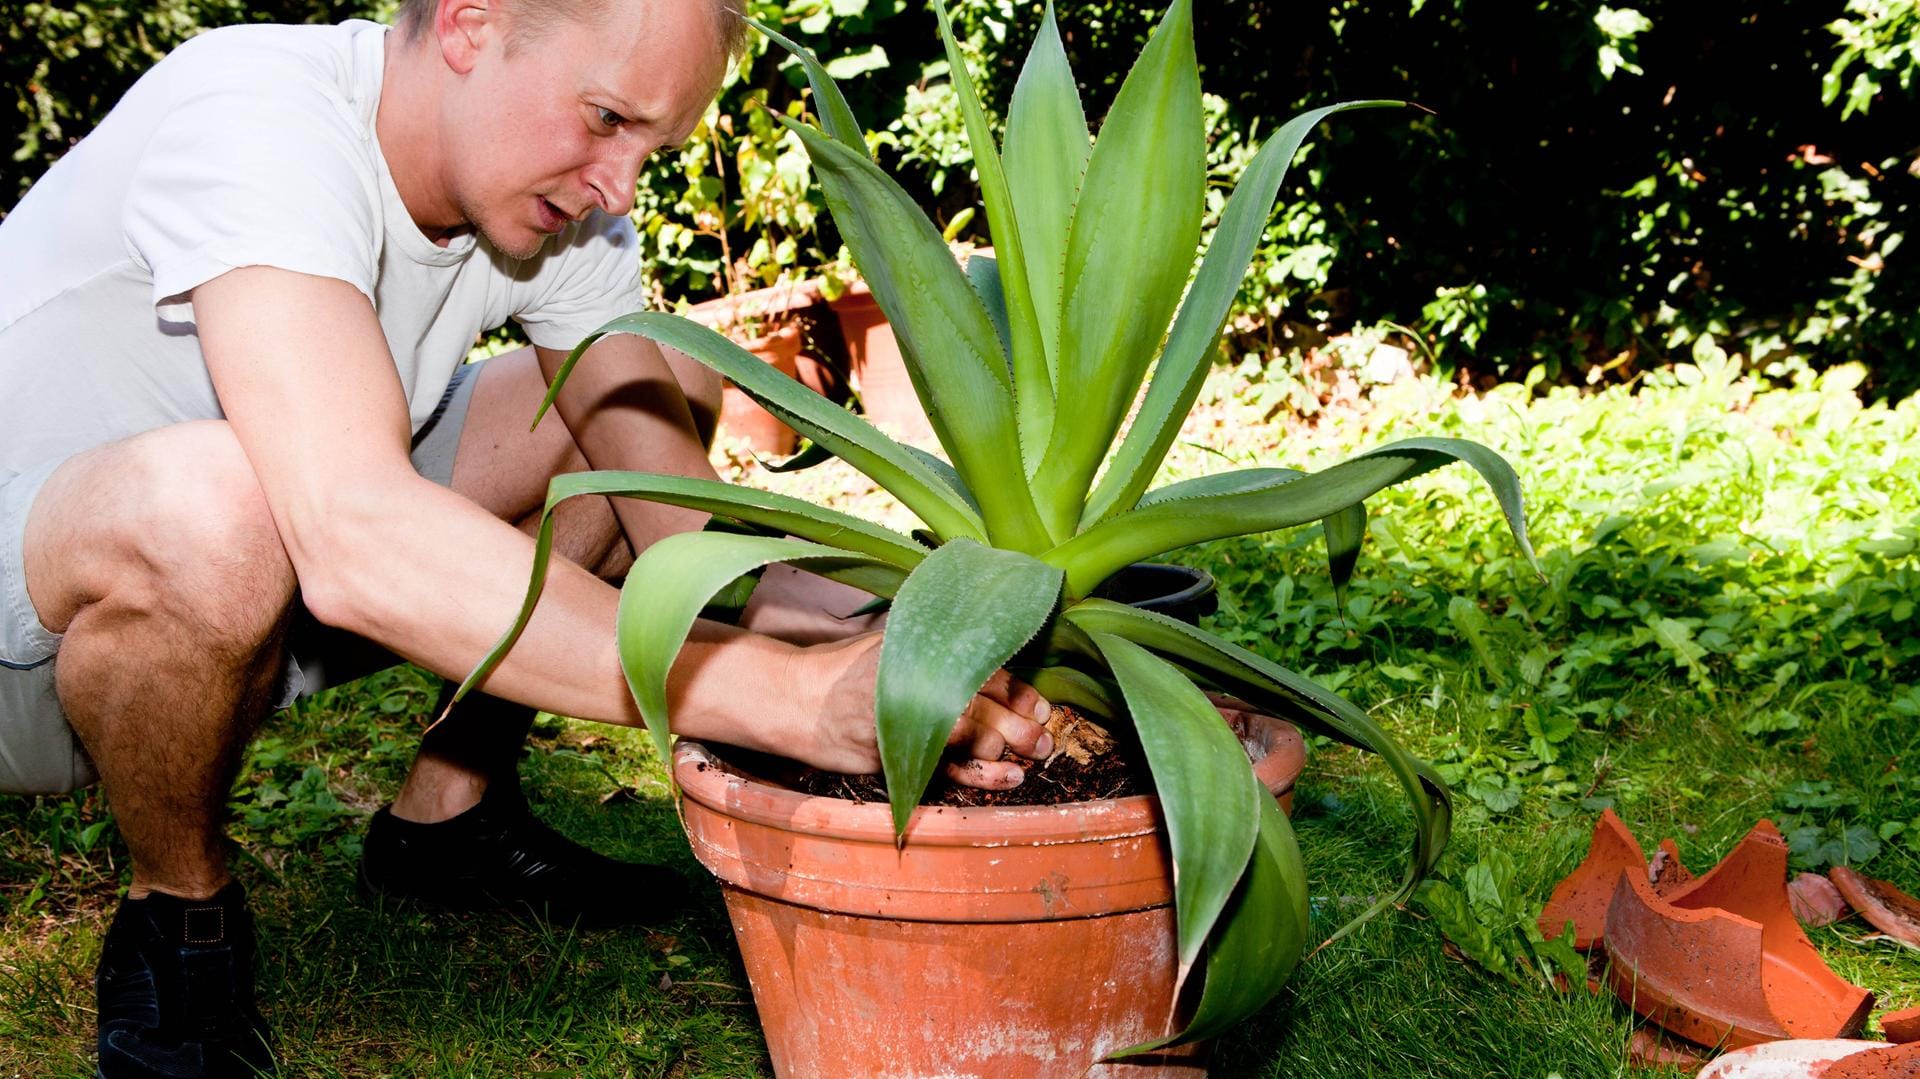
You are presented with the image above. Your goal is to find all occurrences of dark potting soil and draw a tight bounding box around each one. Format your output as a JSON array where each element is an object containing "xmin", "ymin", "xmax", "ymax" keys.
[{"xmin": 726, "ymin": 705, "xmax": 1155, "ymax": 807}]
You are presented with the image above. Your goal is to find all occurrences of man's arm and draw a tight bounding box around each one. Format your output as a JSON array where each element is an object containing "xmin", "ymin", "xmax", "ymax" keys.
[
  {"xmin": 194, "ymin": 267, "xmax": 1049, "ymax": 781},
  {"xmin": 192, "ymin": 269, "xmax": 839, "ymax": 755}
]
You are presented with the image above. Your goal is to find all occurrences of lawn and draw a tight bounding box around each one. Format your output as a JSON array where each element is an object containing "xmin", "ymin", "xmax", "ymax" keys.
[{"xmin": 3, "ymin": 347, "xmax": 1916, "ymax": 1078}]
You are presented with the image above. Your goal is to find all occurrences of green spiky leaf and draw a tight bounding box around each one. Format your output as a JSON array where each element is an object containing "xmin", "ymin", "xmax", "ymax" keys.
[
  {"xmin": 1083, "ymin": 101, "xmax": 1404, "ymax": 526},
  {"xmin": 774, "ymin": 116, "xmax": 1054, "ymax": 552},
  {"xmin": 1031, "ymin": 0, "xmax": 1205, "ymax": 536},
  {"xmin": 617, "ymin": 532, "xmax": 883, "ymax": 767},
  {"xmin": 876, "ymin": 539, "xmax": 1063, "ymax": 834},
  {"xmin": 1091, "ymin": 632, "xmax": 1263, "ymax": 976}
]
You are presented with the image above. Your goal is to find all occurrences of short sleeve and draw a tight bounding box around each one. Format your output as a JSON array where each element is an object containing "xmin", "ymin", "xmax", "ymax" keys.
[
  {"xmin": 510, "ymin": 210, "xmax": 647, "ymax": 351},
  {"xmin": 123, "ymin": 57, "xmax": 381, "ymax": 324}
]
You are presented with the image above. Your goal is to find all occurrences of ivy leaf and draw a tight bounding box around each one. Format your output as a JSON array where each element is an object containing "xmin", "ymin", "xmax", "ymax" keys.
[
  {"xmin": 1416, "ymin": 851, "xmax": 1582, "ymax": 991},
  {"xmin": 824, "ymin": 45, "xmax": 891, "ymax": 80},
  {"xmin": 1417, "ymin": 878, "xmax": 1520, "ymax": 985}
]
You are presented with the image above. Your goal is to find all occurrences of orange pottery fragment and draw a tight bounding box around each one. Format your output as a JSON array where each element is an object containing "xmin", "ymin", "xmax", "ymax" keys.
[
  {"xmin": 1603, "ymin": 821, "xmax": 1874, "ymax": 1050},
  {"xmin": 1627, "ymin": 1025, "xmax": 1712, "ymax": 1070},
  {"xmin": 1829, "ymin": 867, "xmax": 1920, "ymax": 950},
  {"xmin": 1540, "ymin": 809, "xmax": 1650, "ymax": 950},
  {"xmin": 1698, "ymin": 1039, "xmax": 1892, "ymax": 1079},
  {"xmin": 1882, "ymin": 1007, "xmax": 1920, "ymax": 1045},
  {"xmin": 1825, "ymin": 1040, "xmax": 1920, "ymax": 1078}
]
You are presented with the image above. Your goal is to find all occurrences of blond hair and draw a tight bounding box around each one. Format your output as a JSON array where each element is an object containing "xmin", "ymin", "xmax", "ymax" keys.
[{"xmin": 394, "ymin": 0, "xmax": 747, "ymax": 59}]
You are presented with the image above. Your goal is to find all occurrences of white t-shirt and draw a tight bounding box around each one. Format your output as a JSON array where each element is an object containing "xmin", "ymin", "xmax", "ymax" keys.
[{"xmin": 0, "ymin": 19, "xmax": 646, "ymax": 480}]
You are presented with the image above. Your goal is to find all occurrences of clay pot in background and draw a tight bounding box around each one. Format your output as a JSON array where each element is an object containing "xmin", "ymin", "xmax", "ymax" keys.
[
  {"xmin": 674, "ymin": 710, "xmax": 1305, "ymax": 1079},
  {"xmin": 828, "ymin": 279, "xmax": 935, "ymax": 443},
  {"xmin": 717, "ymin": 322, "xmax": 803, "ymax": 455}
]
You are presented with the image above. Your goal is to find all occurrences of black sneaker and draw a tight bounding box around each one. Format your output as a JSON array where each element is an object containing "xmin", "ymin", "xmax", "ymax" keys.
[
  {"xmin": 95, "ymin": 882, "xmax": 275, "ymax": 1079},
  {"xmin": 357, "ymin": 785, "xmax": 687, "ymax": 927}
]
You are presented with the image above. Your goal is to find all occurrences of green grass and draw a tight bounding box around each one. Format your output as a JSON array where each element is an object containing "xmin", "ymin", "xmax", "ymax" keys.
[{"xmin": 4, "ymin": 352, "xmax": 1917, "ymax": 1077}]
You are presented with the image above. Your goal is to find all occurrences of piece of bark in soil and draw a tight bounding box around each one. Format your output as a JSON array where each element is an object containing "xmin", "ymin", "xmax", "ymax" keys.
[
  {"xmin": 1651, "ymin": 838, "xmax": 1695, "ymax": 897},
  {"xmin": 784, "ymin": 705, "xmax": 1154, "ymax": 808},
  {"xmin": 1792, "ymin": 872, "xmax": 1854, "ymax": 928}
]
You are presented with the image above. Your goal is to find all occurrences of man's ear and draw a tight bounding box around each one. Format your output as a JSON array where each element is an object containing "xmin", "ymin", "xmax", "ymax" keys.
[{"xmin": 434, "ymin": 0, "xmax": 496, "ymax": 75}]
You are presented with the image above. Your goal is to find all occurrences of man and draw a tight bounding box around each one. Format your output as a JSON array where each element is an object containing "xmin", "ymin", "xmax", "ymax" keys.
[{"xmin": 0, "ymin": 0, "xmax": 1053, "ymax": 1074}]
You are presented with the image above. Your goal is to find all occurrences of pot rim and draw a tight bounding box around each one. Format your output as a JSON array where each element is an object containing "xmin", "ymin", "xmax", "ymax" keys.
[
  {"xmin": 1098, "ymin": 561, "xmax": 1218, "ymax": 611},
  {"xmin": 673, "ymin": 710, "xmax": 1303, "ymax": 849}
]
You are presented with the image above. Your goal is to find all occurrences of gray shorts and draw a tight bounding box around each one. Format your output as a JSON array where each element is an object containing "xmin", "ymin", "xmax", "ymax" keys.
[{"xmin": 0, "ymin": 364, "xmax": 481, "ymax": 795}]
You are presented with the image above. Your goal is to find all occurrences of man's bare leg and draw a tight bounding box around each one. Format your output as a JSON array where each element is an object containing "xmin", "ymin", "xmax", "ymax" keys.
[
  {"xmin": 22, "ymin": 422, "xmax": 297, "ymax": 900},
  {"xmin": 387, "ymin": 345, "xmax": 702, "ymax": 824}
]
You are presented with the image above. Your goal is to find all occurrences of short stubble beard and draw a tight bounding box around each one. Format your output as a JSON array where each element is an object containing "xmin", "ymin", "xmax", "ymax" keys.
[{"xmin": 457, "ymin": 191, "xmax": 549, "ymax": 261}]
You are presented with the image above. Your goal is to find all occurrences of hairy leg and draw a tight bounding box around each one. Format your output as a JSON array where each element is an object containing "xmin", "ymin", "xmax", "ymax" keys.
[
  {"xmin": 23, "ymin": 422, "xmax": 298, "ymax": 899},
  {"xmin": 390, "ymin": 345, "xmax": 718, "ymax": 821}
]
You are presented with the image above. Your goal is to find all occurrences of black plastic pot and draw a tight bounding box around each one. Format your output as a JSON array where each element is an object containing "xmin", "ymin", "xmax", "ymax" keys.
[{"xmin": 1092, "ymin": 562, "xmax": 1218, "ymax": 625}]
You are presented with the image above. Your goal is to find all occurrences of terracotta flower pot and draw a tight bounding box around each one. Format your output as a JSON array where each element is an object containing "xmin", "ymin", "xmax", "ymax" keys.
[
  {"xmin": 828, "ymin": 280, "xmax": 936, "ymax": 443},
  {"xmin": 718, "ymin": 322, "xmax": 804, "ymax": 455},
  {"xmin": 673, "ymin": 709, "xmax": 1306, "ymax": 1079},
  {"xmin": 686, "ymin": 283, "xmax": 839, "ymax": 456}
]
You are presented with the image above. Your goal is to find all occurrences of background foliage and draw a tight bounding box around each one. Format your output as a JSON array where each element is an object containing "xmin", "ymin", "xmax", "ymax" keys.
[{"xmin": 8, "ymin": 0, "xmax": 1912, "ymax": 392}]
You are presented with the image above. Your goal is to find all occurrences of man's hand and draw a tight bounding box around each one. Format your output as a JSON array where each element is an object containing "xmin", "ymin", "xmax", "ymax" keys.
[{"xmin": 795, "ymin": 633, "xmax": 1054, "ymax": 790}]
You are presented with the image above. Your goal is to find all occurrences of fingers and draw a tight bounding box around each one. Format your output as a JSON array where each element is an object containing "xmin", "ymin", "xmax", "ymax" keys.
[
  {"xmin": 977, "ymin": 669, "xmax": 1050, "ymax": 723},
  {"xmin": 937, "ymin": 674, "xmax": 1055, "ymax": 790},
  {"xmin": 948, "ymin": 682, "xmax": 1054, "ymax": 761},
  {"xmin": 943, "ymin": 757, "xmax": 1028, "ymax": 790}
]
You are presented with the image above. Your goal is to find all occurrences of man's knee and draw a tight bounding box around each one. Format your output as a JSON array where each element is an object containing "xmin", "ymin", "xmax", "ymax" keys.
[
  {"xmin": 27, "ymin": 421, "xmax": 297, "ymax": 648},
  {"xmin": 661, "ymin": 348, "xmax": 722, "ymax": 448}
]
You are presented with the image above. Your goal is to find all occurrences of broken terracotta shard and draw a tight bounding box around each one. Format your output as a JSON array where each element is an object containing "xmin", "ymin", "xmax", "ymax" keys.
[
  {"xmin": 1824, "ymin": 1040, "xmax": 1920, "ymax": 1078},
  {"xmin": 1626, "ymin": 1024, "xmax": 1712, "ymax": 1070},
  {"xmin": 1882, "ymin": 1006, "xmax": 1920, "ymax": 1045},
  {"xmin": 1540, "ymin": 809, "xmax": 1649, "ymax": 950},
  {"xmin": 1829, "ymin": 866, "xmax": 1920, "ymax": 950},
  {"xmin": 1602, "ymin": 821, "xmax": 1873, "ymax": 1050},
  {"xmin": 1539, "ymin": 811, "xmax": 1698, "ymax": 954}
]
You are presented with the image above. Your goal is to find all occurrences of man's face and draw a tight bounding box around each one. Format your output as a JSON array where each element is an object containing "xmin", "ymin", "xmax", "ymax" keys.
[{"xmin": 442, "ymin": 0, "xmax": 724, "ymax": 259}]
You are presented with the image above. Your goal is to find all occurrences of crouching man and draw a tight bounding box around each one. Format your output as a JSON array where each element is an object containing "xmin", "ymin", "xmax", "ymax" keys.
[{"xmin": 0, "ymin": 1, "xmax": 1051, "ymax": 1074}]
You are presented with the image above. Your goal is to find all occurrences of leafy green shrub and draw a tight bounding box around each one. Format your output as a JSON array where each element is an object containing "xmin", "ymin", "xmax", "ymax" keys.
[
  {"xmin": 851, "ymin": 1, "xmax": 1918, "ymax": 392},
  {"xmin": 15, "ymin": 2, "xmax": 1912, "ymax": 400},
  {"xmin": 1175, "ymin": 347, "xmax": 1918, "ymax": 815}
]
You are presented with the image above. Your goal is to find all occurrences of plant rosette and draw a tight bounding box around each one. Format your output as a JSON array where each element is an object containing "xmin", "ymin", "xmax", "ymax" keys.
[{"xmin": 462, "ymin": 0, "xmax": 1537, "ymax": 1070}]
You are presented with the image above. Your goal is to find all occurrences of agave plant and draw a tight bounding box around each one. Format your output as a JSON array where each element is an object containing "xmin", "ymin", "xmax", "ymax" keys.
[{"xmin": 462, "ymin": 0, "xmax": 1536, "ymax": 1049}]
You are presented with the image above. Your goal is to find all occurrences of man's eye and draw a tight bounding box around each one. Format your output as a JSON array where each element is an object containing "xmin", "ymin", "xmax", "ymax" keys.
[{"xmin": 597, "ymin": 107, "xmax": 627, "ymax": 128}]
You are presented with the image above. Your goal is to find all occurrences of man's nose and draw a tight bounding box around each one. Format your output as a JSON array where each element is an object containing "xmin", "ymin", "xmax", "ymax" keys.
[{"xmin": 583, "ymin": 140, "xmax": 649, "ymax": 215}]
